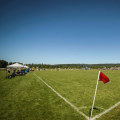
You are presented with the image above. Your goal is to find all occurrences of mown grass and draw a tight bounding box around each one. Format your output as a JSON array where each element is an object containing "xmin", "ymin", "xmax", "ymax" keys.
[
  {"xmin": 0, "ymin": 69, "xmax": 120, "ymax": 120},
  {"xmin": 35, "ymin": 69, "xmax": 120, "ymax": 119},
  {"xmin": 0, "ymin": 71, "xmax": 85, "ymax": 120}
]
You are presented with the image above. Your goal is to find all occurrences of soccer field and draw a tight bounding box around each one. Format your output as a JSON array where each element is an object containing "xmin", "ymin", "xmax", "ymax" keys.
[{"xmin": 0, "ymin": 70, "xmax": 120, "ymax": 120}]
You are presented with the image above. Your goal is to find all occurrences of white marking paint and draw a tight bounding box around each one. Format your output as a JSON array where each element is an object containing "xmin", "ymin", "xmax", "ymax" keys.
[
  {"xmin": 92, "ymin": 101, "xmax": 120, "ymax": 120},
  {"xmin": 34, "ymin": 74, "xmax": 89, "ymax": 120}
]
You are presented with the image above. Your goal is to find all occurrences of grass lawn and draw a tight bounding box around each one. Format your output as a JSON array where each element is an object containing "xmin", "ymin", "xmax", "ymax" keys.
[{"xmin": 0, "ymin": 69, "xmax": 120, "ymax": 120}]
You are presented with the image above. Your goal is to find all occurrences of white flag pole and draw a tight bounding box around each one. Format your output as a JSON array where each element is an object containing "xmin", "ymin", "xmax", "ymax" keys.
[{"xmin": 89, "ymin": 71, "xmax": 100, "ymax": 120}]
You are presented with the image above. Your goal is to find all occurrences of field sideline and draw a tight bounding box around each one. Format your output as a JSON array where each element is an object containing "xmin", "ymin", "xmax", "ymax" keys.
[{"xmin": 0, "ymin": 69, "xmax": 120, "ymax": 120}]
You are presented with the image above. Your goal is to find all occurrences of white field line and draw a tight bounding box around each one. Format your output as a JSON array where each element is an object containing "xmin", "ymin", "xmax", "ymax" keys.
[
  {"xmin": 92, "ymin": 101, "xmax": 120, "ymax": 120},
  {"xmin": 34, "ymin": 74, "xmax": 89, "ymax": 120}
]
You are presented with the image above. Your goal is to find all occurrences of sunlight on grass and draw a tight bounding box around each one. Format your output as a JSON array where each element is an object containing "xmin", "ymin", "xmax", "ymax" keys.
[{"xmin": 0, "ymin": 69, "xmax": 120, "ymax": 120}]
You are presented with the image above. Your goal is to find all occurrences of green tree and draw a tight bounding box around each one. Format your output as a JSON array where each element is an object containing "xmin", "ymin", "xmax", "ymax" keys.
[{"xmin": 0, "ymin": 60, "xmax": 8, "ymax": 68}]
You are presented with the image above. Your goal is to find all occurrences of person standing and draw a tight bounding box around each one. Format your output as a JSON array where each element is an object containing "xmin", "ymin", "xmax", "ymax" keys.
[{"xmin": 7, "ymin": 68, "xmax": 10, "ymax": 74}]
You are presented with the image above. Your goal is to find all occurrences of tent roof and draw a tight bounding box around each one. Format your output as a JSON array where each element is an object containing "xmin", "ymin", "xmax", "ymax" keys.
[
  {"xmin": 7, "ymin": 63, "xmax": 24, "ymax": 68},
  {"xmin": 24, "ymin": 65, "xmax": 29, "ymax": 68}
]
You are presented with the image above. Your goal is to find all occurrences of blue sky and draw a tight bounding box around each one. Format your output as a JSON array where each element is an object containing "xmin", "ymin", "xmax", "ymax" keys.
[{"xmin": 0, "ymin": 0, "xmax": 120, "ymax": 64}]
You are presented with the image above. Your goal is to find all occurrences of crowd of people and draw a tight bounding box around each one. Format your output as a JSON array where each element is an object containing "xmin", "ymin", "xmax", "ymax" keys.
[{"xmin": 7, "ymin": 68, "xmax": 31, "ymax": 78}]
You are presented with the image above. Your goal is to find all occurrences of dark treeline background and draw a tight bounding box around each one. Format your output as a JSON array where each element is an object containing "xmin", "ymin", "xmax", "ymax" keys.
[
  {"xmin": 0, "ymin": 60, "xmax": 8, "ymax": 68},
  {"xmin": 26, "ymin": 63, "xmax": 120, "ymax": 69},
  {"xmin": 0, "ymin": 60, "xmax": 120, "ymax": 69}
]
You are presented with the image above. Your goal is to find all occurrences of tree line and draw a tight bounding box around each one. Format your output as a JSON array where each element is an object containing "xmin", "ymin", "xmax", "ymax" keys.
[
  {"xmin": 26, "ymin": 63, "xmax": 120, "ymax": 69},
  {"xmin": 0, "ymin": 60, "xmax": 120, "ymax": 69}
]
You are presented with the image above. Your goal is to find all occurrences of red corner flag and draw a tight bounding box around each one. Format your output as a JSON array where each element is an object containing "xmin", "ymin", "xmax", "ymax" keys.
[
  {"xmin": 90, "ymin": 72, "xmax": 110, "ymax": 119},
  {"xmin": 98, "ymin": 72, "xmax": 110, "ymax": 84}
]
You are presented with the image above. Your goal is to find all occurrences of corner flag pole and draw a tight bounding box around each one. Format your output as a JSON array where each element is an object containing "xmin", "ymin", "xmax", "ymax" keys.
[{"xmin": 89, "ymin": 71, "xmax": 100, "ymax": 120}]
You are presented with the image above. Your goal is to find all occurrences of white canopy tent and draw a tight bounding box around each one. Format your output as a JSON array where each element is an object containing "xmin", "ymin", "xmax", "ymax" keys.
[
  {"xmin": 7, "ymin": 63, "xmax": 24, "ymax": 68},
  {"xmin": 24, "ymin": 65, "xmax": 29, "ymax": 68}
]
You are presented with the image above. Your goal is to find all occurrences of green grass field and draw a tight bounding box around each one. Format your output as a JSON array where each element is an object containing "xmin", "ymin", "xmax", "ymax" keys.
[{"xmin": 0, "ymin": 69, "xmax": 120, "ymax": 120}]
